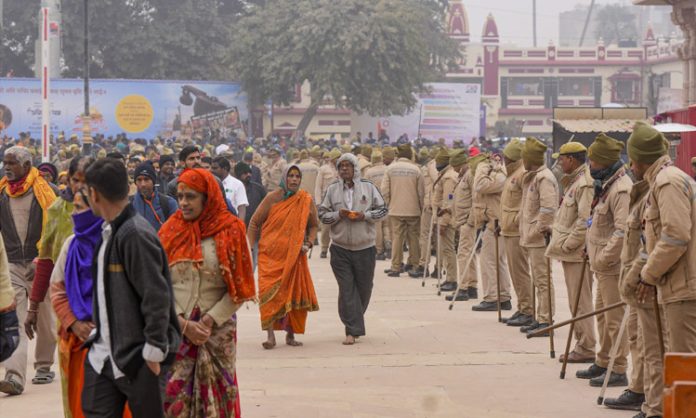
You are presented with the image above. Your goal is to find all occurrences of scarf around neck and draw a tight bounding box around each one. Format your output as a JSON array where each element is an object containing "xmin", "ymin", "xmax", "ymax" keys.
[{"xmin": 64, "ymin": 209, "xmax": 103, "ymax": 321}]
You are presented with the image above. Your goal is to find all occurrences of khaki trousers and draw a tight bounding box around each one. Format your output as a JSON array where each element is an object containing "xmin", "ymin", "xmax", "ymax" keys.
[
  {"xmin": 664, "ymin": 299, "xmax": 696, "ymax": 353},
  {"xmin": 389, "ymin": 216, "xmax": 421, "ymax": 271},
  {"xmin": 320, "ymin": 223, "xmax": 331, "ymax": 252},
  {"xmin": 438, "ymin": 225, "xmax": 457, "ymax": 283},
  {"xmin": 503, "ymin": 236, "xmax": 533, "ymax": 315},
  {"xmin": 480, "ymin": 227, "xmax": 511, "ymax": 303},
  {"xmin": 419, "ymin": 208, "xmax": 433, "ymax": 269},
  {"xmin": 375, "ymin": 218, "xmax": 391, "ymax": 254},
  {"xmin": 527, "ymin": 247, "xmax": 555, "ymax": 324},
  {"xmin": 561, "ymin": 261, "xmax": 596, "ymax": 357},
  {"xmin": 627, "ymin": 306, "xmax": 645, "ymax": 395},
  {"xmin": 2, "ymin": 263, "xmax": 56, "ymax": 386},
  {"xmin": 637, "ymin": 304, "xmax": 668, "ymax": 417},
  {"xmin": 594, "ymin": 273, "xmax": 629, "ymax": 374},
  {"xmin": 457, "ymin": 224, "xmax": 478, "ymax": 289}
]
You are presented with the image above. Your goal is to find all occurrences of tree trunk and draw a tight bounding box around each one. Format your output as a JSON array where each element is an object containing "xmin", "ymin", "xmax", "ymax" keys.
[{"xmin": 296, "ymin": 99, "xmax": 321, "ymax": 137}]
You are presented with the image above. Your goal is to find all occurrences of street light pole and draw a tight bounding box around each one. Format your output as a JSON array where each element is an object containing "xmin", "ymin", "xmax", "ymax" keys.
[{"xmin": 82, "ymin": 0, "xmax": 92, "ymax": 155}]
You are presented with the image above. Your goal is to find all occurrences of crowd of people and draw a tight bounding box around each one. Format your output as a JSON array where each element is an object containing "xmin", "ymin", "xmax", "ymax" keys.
[{"xmin": 0, "ymin": 122, "xmax": 694, "ymax": 418}]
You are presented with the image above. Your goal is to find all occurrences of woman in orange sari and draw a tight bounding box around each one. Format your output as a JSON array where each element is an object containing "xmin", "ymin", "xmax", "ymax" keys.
[{"xmin": 248, "ymin": 165, "xmax": 319, "ymax": 349}]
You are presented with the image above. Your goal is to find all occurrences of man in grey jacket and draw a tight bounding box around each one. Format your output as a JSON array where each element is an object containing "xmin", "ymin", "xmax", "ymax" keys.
[{"xmin": 319, "ymin": 153, "xmax": 388, "ymax": 345}]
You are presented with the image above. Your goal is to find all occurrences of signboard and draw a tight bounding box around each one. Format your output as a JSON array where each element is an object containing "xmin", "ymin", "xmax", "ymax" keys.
[
  {"xmin": 0, "ymin": 78, "xmax": 247, "ymax": 139},
  {"xmin": 378, "ymin": 83, "xmax": 481, "ymax": 144}
]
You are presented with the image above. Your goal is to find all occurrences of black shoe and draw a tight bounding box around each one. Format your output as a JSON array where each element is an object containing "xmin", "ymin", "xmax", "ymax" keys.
[
  {"xmin": 408, "ymin": 267, "xmax": 424, "ymax": 278},
  {"xmin": 507, "ymin": 314, "xmax": 534, "ymax": 327},
  {"xmin": 500, "ymin": 300, "xmax": 512, "ymax": 310},
  {"xmin": 631, "ymin": 413, "xmax": 646, "ymax": 418},
  {"xmin": 603, "ymin": 389, "xmax": 645, "ymax": 411},
  {"xmin": 520, "ymin": 320, "xmax": 539, "ymax": 333},
  {"xmin": 590, "ymin": 372, "xmax": 628, "ymax": 388},
  {"xmin": 445, "ymin": 290, "xmax": 469, "ymax": 301},
  {"xmin": 387, "ymin": 271, "xmax": 400, "ymax": 277},
  {"xmin": 320, "ymin": 251, "xmax": 327, "ymax": 259},
  {"xmin": 502, "ymin": 311, "xmax": 522, "ymax": 324},
  {"xmin": 403, "ymin": 264, "xmax": 413, "ymax": 273},
  {"xmin": 527, "ymin": 323, "xmax": 550, "ymax": 337},
  {"xmin": 472, "ymin": 301, "xmax": 498, "ymax": 311},
  {"xmin": 467, "ymin": 287, "xmax": 478, "ymax": 299},
  {"xmin": 430, "ymin": 269, "xmax": 439, "ymax": 279},
  {"xmin": 439, "ymin": 282, "xmax": 457, "ymax": 292},
  {"xmin": 576, "ymin": 364, "xmax": 607, "ymax": 380},
  {"xmin": 384, "ymin": 265, "xmax": 402, "ymax": 273},
  {"xmin": 376, "ymin": 252, "xmax": 386, "ymax": 261}
]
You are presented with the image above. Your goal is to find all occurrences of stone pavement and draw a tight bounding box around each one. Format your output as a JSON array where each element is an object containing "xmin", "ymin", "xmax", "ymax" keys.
[{"xmin": 2, "ymin": 254, "xmax": 635, "ymax": 418}]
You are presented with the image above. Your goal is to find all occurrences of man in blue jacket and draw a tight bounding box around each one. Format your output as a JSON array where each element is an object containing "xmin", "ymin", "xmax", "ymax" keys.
[{"xmin": 132, "ymin": 163, "xmax": 177, "ymax": 232}]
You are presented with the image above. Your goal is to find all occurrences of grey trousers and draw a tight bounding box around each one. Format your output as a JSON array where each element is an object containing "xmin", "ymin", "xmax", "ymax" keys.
[{"xmin": 329, "ymin": 245, "xmax": 376, "ymax": 337}]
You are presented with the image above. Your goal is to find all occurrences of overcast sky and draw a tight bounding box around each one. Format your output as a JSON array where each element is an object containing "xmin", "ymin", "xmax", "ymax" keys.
[{"xmin": 462, "ymin": 0, "xmax": 671, "ymax": 47}]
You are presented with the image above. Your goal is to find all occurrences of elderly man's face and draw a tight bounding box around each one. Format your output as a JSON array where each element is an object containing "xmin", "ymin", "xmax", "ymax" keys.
[
  {"xmin": 338, "ymin": 160, "xmax": 354, "ymax": 182},
  {"xmin": 2, "ymin": 154, "xmax": 30, "ymax": 181}
]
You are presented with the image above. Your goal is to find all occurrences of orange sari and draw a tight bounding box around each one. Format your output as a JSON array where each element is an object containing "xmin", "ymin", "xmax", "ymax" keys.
[{"xmin": 258, "ymin": 190, "xmax": 319, "ymax": 333}]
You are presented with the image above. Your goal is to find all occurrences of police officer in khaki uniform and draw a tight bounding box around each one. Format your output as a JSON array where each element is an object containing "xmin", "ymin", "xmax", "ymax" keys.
[
  {"xmin": 519, "ymin": 138, "xmax": 559, "ymax": 336},
  {"xmin": 605, "ymin": 178, "xmax": 652, "ymax": 414},
  {"xmin": 446, "ymin": 150, "xmax": 479, "ymax": 301},
  {"xmin": 315, "ymin": 148, "xmax": 340, "ymax": 258},
  {"xmin": 630, "ymin": 122, "xmax": 696, "ymax": 397},
  {"xmin": 471, "ymin": 153, "xmax": 512, "ymax": 311},
  {"xmin": 263, "ymin": 147, "xmax": 288, "ymax": 192},
  {"xmin": 500, "ymin": 139, "xmax": 534, "ymax": 325},
  {"xmin": 545, "ymin": 142, "xmax": 597, "ymax": 362},
  {"xmin": 297, "ymin": 150, "xmax": 320, "ymax": 201},
  {"xmin": 364, "ymin": 150, "xmax": 390, "ymax": 260},
  {"xmin": 432, "ymin": 150, "xmax": 459, "ymax": 290},
  {"xmin": 576, "ymin": 133, "xmax": 632, "ymax": 388},
  {"xmin": 413, "ymin": 147, "xmax": 441, "ymax": 278},
  {"xmin": 382, "ymin": 144, "xmax": 424, "ymax": 277}
]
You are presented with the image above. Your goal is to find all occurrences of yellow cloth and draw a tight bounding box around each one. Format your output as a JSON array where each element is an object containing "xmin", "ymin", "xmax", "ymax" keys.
[{"xmin": 0, "ymin": 167, "xmax": 57, "ymax": 251}]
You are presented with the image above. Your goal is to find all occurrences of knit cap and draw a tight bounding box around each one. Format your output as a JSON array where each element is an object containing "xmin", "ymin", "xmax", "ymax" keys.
[
  {"xmin": 627, "ymin": 121, "xmax": 668, "ymax": 164},
  {"xmin": 397, "ymin": 144, "xmax": 413, "ymax": 159},
  {"xmin": 522, "ymin": 137, "xmax": 547, "ymax": 166},
  {"xmin": 371, "ymin": 150, "xmax": 383, "ymax": 164},
  {"xmin": 435, "ymin": 148, "xmax": 450, "ymax": 166},
  {"xmin": 503, "ymin": 138, "xmax": 523, "ymax": 161},
  {"xmin": 588, "ymin": 133, "xmax": 624, "ymax": 166},
  {"xmin": 449, "ymin": 149, "xmax": 468, "ymax": 168}
]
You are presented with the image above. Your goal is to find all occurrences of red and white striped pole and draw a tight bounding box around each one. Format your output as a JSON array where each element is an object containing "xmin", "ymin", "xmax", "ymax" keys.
[{"xmin": 41, "ymin": 7, "xmax": 50, "ymax": 163}]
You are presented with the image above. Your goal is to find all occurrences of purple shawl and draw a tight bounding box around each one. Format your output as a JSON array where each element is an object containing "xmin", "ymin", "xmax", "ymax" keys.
[{"xmin": 64, "ymin": 210, "xmax": 103, "ymax": 321}]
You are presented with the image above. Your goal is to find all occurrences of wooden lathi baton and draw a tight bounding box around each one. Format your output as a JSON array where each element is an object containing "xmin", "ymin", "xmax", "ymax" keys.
[{"xmin": 526, "ymin": 301, "xmax": 626, "ymax": 339}]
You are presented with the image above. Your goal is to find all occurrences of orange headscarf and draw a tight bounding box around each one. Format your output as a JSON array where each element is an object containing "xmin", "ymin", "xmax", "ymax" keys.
[{"xmin": 159, "ymin": 169, "xmax": 255, "ymax": 304}]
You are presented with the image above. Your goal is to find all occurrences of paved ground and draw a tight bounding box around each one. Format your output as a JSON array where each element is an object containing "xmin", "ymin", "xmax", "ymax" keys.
[{"xmin": 1, "ymin": 254, "xmax": 635, "ymax": 418}]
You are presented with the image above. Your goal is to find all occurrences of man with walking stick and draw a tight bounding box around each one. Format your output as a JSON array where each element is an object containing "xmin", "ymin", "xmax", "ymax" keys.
[
  {"xmin": 431, "ymin": 149, "xmax": 458, "ymax": 290},
  {"xmin": 471, "ymin": 153, "xmax": 512, "ymax": 312},
  {"xmin": 500, "ymin": 139, "xmax": 534, "ymax": 326},
  {"xmin": 545, "ymin": 142, "xmax": 596, "ymax": 364},
  {"xmin": 518, "ymin": 138, "xmax": 558, "ymax": 337},
  {"xmin": 577, "ymin": 133, "xmax": 632, "ymax": 388},
  {"xmin": 628, "ymin": 122, "xmax": 696, "ymax": 413},
  {"xmin": 446, "ymin": 150, "xmax": 478, "ymax": 302}
]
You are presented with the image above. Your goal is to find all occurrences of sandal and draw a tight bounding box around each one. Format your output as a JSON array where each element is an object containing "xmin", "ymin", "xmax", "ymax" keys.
[
  {"xmin": 0, "ymin": 372, "xmax": 24, "ymax": 395},
  {"xmin": 31, "ymin": 368, "xmax": 55, "ymax": 385}
]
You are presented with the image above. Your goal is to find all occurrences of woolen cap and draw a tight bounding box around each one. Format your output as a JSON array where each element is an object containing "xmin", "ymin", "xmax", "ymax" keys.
[
  {"xmin": 371, "ymin": 150, "xmax": 383, "ymax": 164},
  {"xmin": 627, "ymin": 121, "xmax": 668, "ymax": 164},
  {"xmin": 397, "ymin": 144, "xmax": 413, "ymax": 159},
  {"xmin": 588, "ymin": 133, "xmax": 624, "ymax": 166},
  {"xmin": 502, "ymin": 138, "xmax": 523, "ymax": 161},
  {"xmin": 435, "ymin": 148, "xmax": 450, "ymax": 166},
  {"xmin": 134, "ymin": 163, "xmax": 157, "ymax": 182},
  {"xmin": 449, "ymin": 149, "xmax": 468, "ymax": 168},
  {"xmin": 382, "ymin": 147, "xmax": 396, "ymax": 160},
  {"xmin": 362, "ymin": 145, "xmax": 373, "ymax": 158},
  {"xmin": 522, "ymin": 137, "xmax": 547, "ymax": 166}
]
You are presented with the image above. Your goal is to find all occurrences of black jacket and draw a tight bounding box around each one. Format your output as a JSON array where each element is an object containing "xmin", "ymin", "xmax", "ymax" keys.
[{"xmin": 85, "ymin": 205, "xmax": 180, "ymax": 379}]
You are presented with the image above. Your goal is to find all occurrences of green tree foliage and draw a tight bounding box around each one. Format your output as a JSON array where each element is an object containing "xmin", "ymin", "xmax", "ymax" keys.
[
  {"xmin": 0, "ymin": 0, "xmax": 263, "ymax": 79},
  {"xmin": 0, "ymin": 0, "xmax": 41, "ymax": 76},
  {"xmin": 227, "ymin": 0, "xmax": 458, "ymax": 134},
  {"xmin": 594, "ymin": 4, "xmax": 638, "ymax": 46}
]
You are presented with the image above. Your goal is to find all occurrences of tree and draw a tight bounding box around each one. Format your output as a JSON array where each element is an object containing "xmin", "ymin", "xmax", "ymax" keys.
[
  {"xmin": 594, "ymin": 4, "xmax": 638, "ymax": 46},
  {"xmin": 0, "ymin": 0, "xmax": 41, "ymax": 77},
  {"xmin": 227, "ymin": 0, "xmax": 458, "ymax": 135}
]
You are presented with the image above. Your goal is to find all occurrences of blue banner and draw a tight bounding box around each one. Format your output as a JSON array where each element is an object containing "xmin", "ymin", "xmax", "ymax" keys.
[{"xmin": 0, "ymin": 78, "xmax": 248, "ymax": 139}]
